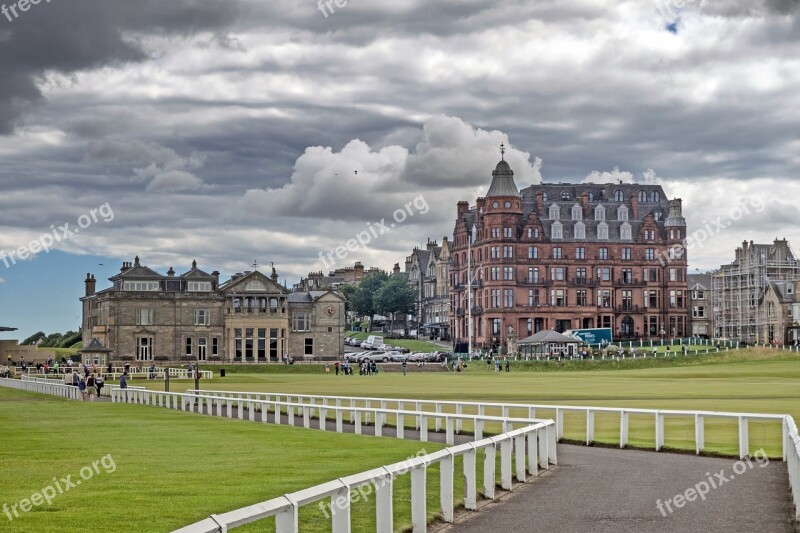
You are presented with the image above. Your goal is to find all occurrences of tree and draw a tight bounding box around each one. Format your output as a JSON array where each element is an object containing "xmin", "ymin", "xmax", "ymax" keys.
[
  {"xmin": 350, "ymin": 272, "xmax": 389, "ymax": 332},
  {"xmin": 374, "ymin": 276, "xmax": 416, "ymax": 335},
  {"xmin": 22, "ymin": 331, "xmax": 45, "ymax": 345}
]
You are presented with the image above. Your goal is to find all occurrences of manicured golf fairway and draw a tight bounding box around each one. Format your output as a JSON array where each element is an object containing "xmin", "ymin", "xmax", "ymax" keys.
[{"xmin": 0, "ymin": 388, "xmax": 444, "ymax": 533}]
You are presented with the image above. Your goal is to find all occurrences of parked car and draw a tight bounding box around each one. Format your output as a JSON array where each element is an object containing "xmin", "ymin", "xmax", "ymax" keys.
[
  {"xmin": 360, "ymin": 351, "xmax": 390, "ymax": 363},
  {"xmin": 345, "ymin": 352, "xmax": 367, "ymax": 363},
  {"xmin": 407, "ymin": 352, "xmax": 426, "ymax": 362},
  {"xmin": 386, "ymin": 351, "xmax": 406, "ymax": 362},
  {"xmin": 425, "ymin": 351, "xmax": 447, "ymax": 362}
]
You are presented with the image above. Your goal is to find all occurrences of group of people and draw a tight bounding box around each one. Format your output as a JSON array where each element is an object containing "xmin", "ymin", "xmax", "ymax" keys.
[
  {"xmin": 330, "ymin": 361, "xmax": 354, "ymax": 375},
  {"xmin": 486, "ymin": 356, "xmax": 511, "ymax": 373},
  {"xmin": 64, "ymin": 369, "xmax": 105, "ymax": 401}
]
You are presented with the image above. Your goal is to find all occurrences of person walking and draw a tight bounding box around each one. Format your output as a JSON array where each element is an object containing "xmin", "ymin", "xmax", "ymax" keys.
[
  {"xmin": 86, "ymin": 374, "xmax": 97, "ymax": 402},
  {"xmin": 325, "ymin": 362, "xmax": 330, "ymax": 374},
  {"xmin": 486, "ymin": 357, "xmax": 491, "ymax": 371},
  {"xmin": 95, "ymin": 375, "xmax": 104, "ymax": 397},
  {"xmin": 77, "ymin": 376, "xmax": 87, "ymax": 401},
  {"xmin": 402, "ymin": 359, "xmax": 408, "ymax": 376},
  {"xmin": 505, "ymin": 358, "xmax": 510, "ymax": 373},
  {"xmin": 334, "ymin": 361, "xmax": 340, "ymax": 376}
]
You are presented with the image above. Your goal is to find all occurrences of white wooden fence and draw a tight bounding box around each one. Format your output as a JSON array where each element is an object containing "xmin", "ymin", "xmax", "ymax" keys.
[
  {"xmin": 2, "ymin": 377, "xmax": 797, "ymax": 526},
  {"xmin": 186, "ymin": 389, "xmax": 790, "ymax": 460},
  {"xmin": 0, "ymin": 377, "xmax": 79, "ymax": 399},
  {"xmin": 107, "ymin": 387, "xmax": 555, "ymax": 533}
]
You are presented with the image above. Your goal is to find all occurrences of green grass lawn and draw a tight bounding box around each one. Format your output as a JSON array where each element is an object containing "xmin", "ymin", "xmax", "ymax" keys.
[
  {"xmin": 0, "ymin": 388, "xmax": 444, "ymax": 533},
  {"xmin": 7, "ymin": 347, "xmax": 797, "ymax": 531},
  {"xmin": 166, "ymin": 349, "xmax": 800, "ymax": 457}
]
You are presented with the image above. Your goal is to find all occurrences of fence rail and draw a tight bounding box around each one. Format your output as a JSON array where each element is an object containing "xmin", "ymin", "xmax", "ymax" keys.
[
  {"xmin": 1, "ymin": 377, "xmax": 797, "ymax": 527},
  {"xmin": 0, "ymin": 377, "xmax": 79, "ymax": 399},
  {"xmin": 106, "ymin": 387, "xmax": 555, "ymax": 533}
]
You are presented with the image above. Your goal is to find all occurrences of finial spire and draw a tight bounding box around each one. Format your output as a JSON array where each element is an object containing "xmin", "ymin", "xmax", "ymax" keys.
[
  {"xmin": 252, "ymin": 260, "xmax": 259, "ymax": 271},
  {"xmin": 500, "ymin": 142, "xmax": 506, "ymax": 161}
]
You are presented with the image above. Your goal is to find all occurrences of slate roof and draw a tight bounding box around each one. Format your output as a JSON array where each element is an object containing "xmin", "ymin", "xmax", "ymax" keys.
[
  {"xmin": 486, "ymin": 160, "xmax": 520, "ymax": 197},
  {"xmin": 519, "ymin": 330, "xmax": 584, "ymax": 344}
]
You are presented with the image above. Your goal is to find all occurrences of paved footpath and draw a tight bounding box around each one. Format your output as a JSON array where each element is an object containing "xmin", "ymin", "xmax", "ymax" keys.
[{"xmin": 444, "ymin": 444, "xmax": 793, "ymax": 533}]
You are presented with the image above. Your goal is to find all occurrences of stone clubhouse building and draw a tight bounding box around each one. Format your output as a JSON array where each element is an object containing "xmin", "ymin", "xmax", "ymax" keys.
[
  {"xmin": 450, "ymin": 151, "xmax": 690, "ymax": 352},
  {"xmin": 81, "ymin": 258, "xmax": 346, "ymax": 363}
]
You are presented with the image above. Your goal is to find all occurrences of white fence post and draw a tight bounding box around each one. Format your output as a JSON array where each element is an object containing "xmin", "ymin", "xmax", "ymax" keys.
[
  {"xmin": 375, "ymin": 475, "xmax": 394, "ymax": 533},
  {"xmin": 655, "ymin": 412, "xmax": 665, "ymax": 451},
  {"xmin": 500, "ymin": 438, "xmax": 513, "ymax": 491},
  {"xmin": 738, "ymin": 416, "xmax": 749, "ymax": 459},
  {"xmin": 484, "ymin": 444, "xmax": 496, "ymax": 499},
  {"xmin": 695, "ymin": 414, "xmax": 704, "ymax": 455},
  {"xmin": 410, "ymin": 463, "xmax": 427, "ymax": 533},
  {"xmin": 440, "ymin": 452, "xmax": 454, "ymax": 523},
  {"xmin": 586, "ymin": 409, "xmax": 595, "ymax": 445},
  {"xmin": 620, "ymin": 410, "xmax": 629, "ymax": 448},
  {"xmin": 463, "ymin": 446, "xmax": 477, "ymax": 510}
]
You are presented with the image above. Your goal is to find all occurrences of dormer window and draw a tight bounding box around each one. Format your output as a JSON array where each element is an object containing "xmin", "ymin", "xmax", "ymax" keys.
[
  {"xmin": 549, "ymin": 204, "xmax": 560, "ymax": 220},
  {"xmin": 574, "ymin": 221, "xmax": 586, "ymax": 240},
  {"xmin": 620, "ymin": 222, "xmax": 632, "ymax": 240},
  {"xmin": 571, "ymin": 205, "xmax": 582, "ymax": 221},
  {"xmin": 617, "ymin": 205, "xmax": 629, "ymax": 222},
  {"xmin": 614, "ymin": 190, "xmax": 624, "ymax": 202},
  {"xmin": 597, "ymin": 222, "xmax": 609, "ymax": 240},
  {"xmin": 542, "ymin": 192, "xmax": 548, "ymax": 202},
  {"xmin": 595, "ymin": 205, "xmax": 606, "ymax": 221},
  {"xmin": 588, "ymin": 192, "xmax": 594, "ymax": 202},
  {"xmin": 123, "ymin": 281, "xmax": 159, "ymax": 291},
  {"xmin": 651, "ymin": 191, "xmax": 661, "ymax": 203},
  {"xmin": 551, "ymin": 221, "xmax": 563, "ymax": 239},
  {"xmin": 188, "ymin": 281, "xmax": 212, "ymax": 292},
  {"xmin": 638, "ymin": 190, "xmax": 647, "ymax": 203},
  {"xmin": 561, "ymin": 191, "xmax": 570, "ymax": 200}
]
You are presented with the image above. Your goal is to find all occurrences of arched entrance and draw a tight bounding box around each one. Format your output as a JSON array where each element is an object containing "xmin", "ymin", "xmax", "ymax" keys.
[{"xmin": 621, "ymin": 316, "xmax": 634, "ymax": 339}]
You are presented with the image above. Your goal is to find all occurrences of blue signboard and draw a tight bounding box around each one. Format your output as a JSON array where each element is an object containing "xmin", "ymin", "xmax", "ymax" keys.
[{"xmin": 566, "ymin": 328, "xmax": 613, "ymax": 346}]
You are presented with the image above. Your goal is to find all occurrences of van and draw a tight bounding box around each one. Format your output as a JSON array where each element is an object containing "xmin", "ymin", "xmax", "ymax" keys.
[{"xmin": 363, "ymin": 335, "xmax": 384, "ymax": 349}]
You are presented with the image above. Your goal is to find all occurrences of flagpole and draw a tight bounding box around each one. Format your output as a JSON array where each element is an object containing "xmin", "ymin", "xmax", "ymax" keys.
[{"xmin": 468, "ymin": 230, "xmax": 472, "ymax": 358}]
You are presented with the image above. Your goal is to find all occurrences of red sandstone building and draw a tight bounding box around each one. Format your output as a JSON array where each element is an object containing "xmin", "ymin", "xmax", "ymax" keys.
[{"xmin": 450, "ymin": 155, "xmax": 689, "ymax": 351}]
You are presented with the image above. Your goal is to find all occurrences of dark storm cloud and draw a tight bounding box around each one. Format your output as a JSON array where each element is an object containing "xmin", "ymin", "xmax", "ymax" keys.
[
  {"xmin": 0, "ymin": 0, "xmax": 798, "ymax": 279},
  {"xmin": 0, "ymin": 0, "xmax": 237, "ymax": 133}
]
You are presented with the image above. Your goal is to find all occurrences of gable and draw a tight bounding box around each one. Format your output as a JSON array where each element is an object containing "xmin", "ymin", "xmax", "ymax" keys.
[{"xmin": 221, "ymin": 271, "xmax": 288, "ymax": 295}]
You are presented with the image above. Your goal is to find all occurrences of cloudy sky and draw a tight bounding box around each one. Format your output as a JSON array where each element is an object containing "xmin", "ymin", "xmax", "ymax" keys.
[{"xmin": 0, "ymin": 0, "xmax": 798, "ymax": 337}]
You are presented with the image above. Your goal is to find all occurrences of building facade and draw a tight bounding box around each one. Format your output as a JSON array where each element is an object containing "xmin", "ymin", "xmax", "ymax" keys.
[
  {"xmin": 712, "ymin": 239, "xmax": 800, "ymax": 343},
  {"xmin": 688, "ymin": 273, "xmax": 712, "ymax": 338},
  {"xmin": 293, "ymin": 261, "xmax": 386, "ymax": 292},
  {"xmin": 404, "ymin": 238, "xmax": 452, "ymax": 340},
  {"xmin": 81, "ymin": 257, "xmax": 345, "ymax": 363},
  {"xmin": 450, "ymin": 155, "xmax": 689, "ymax": 352}
]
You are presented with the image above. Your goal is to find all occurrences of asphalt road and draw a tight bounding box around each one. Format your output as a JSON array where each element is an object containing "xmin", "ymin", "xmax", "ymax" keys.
[
  {"xmin": 117, "ymin": 395, "xmax": 796, "ymax": 533},
  {"xmin": 444, "ymin": 444, "xmax": 794, "ymax": 533}
]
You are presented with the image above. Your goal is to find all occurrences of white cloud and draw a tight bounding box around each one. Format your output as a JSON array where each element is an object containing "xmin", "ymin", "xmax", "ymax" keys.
[
  {"xmin": 583, "ymin": 167, "xmax": 634, "ymax": 184},
  {"xmin": 145, "ymin": 170, "xmax": 206, "ymax": 193},
  {"xmin": 242, "ymin": 115, "xmax": 543, "ymax": 222},
  {"xmin": 0, "ymin": 277, "xmax": 5, "ymax": 284}
]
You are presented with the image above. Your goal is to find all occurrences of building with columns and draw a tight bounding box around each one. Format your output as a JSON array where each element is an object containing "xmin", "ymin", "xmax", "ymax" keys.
[
  {"xmin": 81, "ymin": 257, "xmax": 345, "ymax": 363},
  {"xmin": 450, "ymin": 151, "xmax": 689, "ymax": 352}
]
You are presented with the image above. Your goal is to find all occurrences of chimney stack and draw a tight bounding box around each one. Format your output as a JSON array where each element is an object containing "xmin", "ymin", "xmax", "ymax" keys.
[{"xmin": 85, "ymin": 273, "xmax": 96, "ymax": 297}]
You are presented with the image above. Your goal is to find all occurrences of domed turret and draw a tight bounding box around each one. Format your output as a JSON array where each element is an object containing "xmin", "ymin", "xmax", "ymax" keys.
[{"xmin": 486, "ymin": 144, "xmax": 519, "ymax": 197}]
